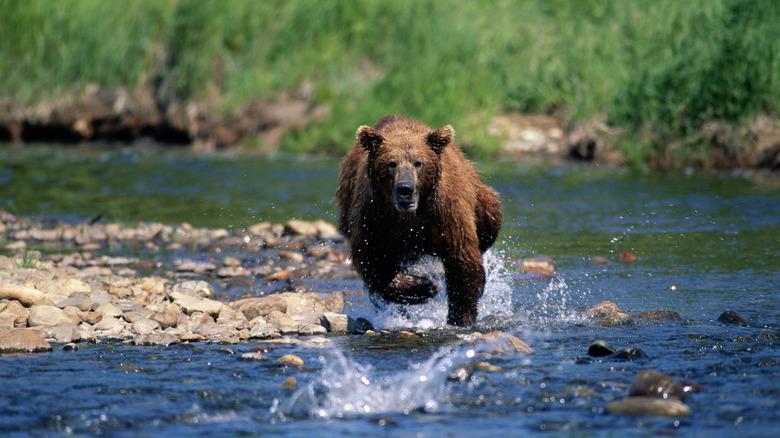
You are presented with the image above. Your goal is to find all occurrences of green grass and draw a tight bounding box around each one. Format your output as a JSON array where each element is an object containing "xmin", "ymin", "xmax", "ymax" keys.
[{"xmin": 1, "ymin": 0, "xmax": 778, "ymax": 164}]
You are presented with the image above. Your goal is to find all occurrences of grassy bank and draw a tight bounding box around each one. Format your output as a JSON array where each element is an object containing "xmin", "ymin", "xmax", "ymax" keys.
[{"xmin": 1, "ymin": 0, "xmax": 778, "ymax": 165}]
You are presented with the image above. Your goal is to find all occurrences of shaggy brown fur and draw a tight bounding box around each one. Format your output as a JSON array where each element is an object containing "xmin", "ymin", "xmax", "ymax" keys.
[{"xmin": 336, "ymin": 115, "xmax": 502, "ymax": 326}]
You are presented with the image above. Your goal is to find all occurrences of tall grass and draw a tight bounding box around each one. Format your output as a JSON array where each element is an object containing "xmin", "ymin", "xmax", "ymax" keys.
[{"xmin": 1, "ymin": 0, "xmax": 777, "ymax": 162}]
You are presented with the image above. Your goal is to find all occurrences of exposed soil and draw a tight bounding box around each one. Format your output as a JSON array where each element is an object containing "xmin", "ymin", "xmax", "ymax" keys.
[{"xmin": 1, "ymin": 85, "xmax": 779, "ymax": 169}]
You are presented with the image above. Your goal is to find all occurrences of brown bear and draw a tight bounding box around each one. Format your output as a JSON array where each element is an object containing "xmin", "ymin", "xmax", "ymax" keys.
[{"xmin": 336, "ymin": 115, "xmax": 502, "ymax": 326}]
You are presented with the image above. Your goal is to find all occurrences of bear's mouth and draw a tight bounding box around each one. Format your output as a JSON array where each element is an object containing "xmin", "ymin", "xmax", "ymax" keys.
[{"xmin": 395, "ymin": 201, "xmax": 417, "ymax": 212}]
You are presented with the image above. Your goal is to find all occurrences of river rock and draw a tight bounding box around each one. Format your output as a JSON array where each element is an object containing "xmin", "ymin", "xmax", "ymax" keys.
[
  {"xmin": 476, "ymin": 331, "xmax": 534, "ymax": 354},
  {"xmin": 171, "ymin": 280, "xmax": 216, "ymax": 299},
  {"xmin": 0, "ymin": 300, "xmax": 29, "ymax": 327},
  {"xmin": 588, "ymin": 340, "xmax": 617, "ymax": 357},
  {"xmin": 606, "ymin": 396, "xmax": 690, "ymax": 417},
  {"xmin": 151, "ymin": 311, "xmax": 178, "ymax": 329},
  {"xmin": 93, "ymin": 316, "xmax": 126, "ymax": 332},
  {"xmin": 520, "ymin": 256, "xmax": 555, "ymax": 276},
  {"xmin": 284, "ymin": 219, "xmax": 318, "ymax": 237},
  {"xmin": 351, "ymin": 317, "xmax": 374, "ymax": 334},
  {"xmin": 133, "ymin": 333, "xmax": 180, "ymax": 347},
  {"xmin": 79, "ymin": 311, "xmax": 103, "ymax": 325},
  {"xmin": 629, "ymin": 369, "xmax": 690, "ymax": 401},
  {"xmin": 46, "ymin": 324, "xmax": 83, "ymax": 343},
  {"xmin": 0, "ymin": 283, "xmax": 45, "ymax": 306},
  {"xmin": 233, "ymin": 295, "xmax": 287, "ymax": 320},
  {"xmin": 321, "ymin": 312, "xmax": 350, "ymax": 332},
  {"xmin": 249, "ymin": 322, "xmax": 281, "ymax": 339},
  {"xmin": 95, "ymin": 302, "xmax": 123, "ymax": 318},
  {"xmin": 89, "ymin": 289, "xmax": 114, "ymax": 308},
  {"xmin": 718, "ymin": 310, "xmax": 749, "ymax": 325},
  {"xmin": 613, "ymin": 347, "xmax": 648, "ymax": 360},
  {"xmin": 239, "ymin": 351, "xmax": 268, "ymax": 361},
  {"xmin": 276, "ymin": 354, "xmax": 304, "ymax": 367},
  {"xmin": 629, "ymin": 310, "xmax": 682, "ymax": 322},
  {"xmin": 168, "ymin": 291, "xmax": 224, "ymax": 317},
  {"xmin": 583, "ymin": 301, "xmax": 622, "ymax": 318},
  {"xmin": 278, "ymin": 291, "xmax": 344, "ymax": 319},
  {"xmin": 297, "ymin": 323, "xmax": 328, "ymax": 335},
  {"xmin": 265, "ymin": 310, "xmax": 300, "ymax": 333},
  {"xmin": 28, "ymin": 305, "xmax": 75, "ymax": 327},
  {"xmin": 57, "ymin": 295, "xmax": 93, "ymax": 312},
  {"xmin": 132, "ymin": 318, "xmax": 161, "ymax": 335},
  {"xmin": 0, "ymin": 328, "xmax": 52, "ymax": 353}
]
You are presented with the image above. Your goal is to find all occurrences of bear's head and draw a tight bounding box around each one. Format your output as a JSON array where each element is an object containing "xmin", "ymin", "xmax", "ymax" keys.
[{"xmin": 357, "ymin": 123, "xmax": 454, "ymax": 214}]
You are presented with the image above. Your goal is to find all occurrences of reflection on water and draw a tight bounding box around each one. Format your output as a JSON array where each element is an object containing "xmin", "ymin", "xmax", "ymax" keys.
[{"xmin": 1, "ymin": 145, "xmax": 779, "ymax": 437}]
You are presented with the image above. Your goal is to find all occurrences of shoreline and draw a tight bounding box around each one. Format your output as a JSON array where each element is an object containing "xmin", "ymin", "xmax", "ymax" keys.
[{"xmin": 0, "ymin": 212, "xmax": 371, "ymax": 353}]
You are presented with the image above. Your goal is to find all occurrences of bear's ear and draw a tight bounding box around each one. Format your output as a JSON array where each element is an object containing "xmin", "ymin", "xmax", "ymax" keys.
[
  {"xmin": 357, "ymin": 125, "xmax": 383, "ymax": 152},
  {"xmin": 426, "ymin": 125, "xmax": 454, "ymax": 154}
]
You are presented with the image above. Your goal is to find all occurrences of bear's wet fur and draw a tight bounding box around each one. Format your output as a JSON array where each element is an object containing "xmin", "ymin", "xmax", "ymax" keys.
[{"xmin": 336, "ymin": 115, "xmax": 502, "ymax": 326}]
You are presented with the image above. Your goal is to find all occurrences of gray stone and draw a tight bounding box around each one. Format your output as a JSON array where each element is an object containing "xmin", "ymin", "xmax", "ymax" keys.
[
  {"xmin": 132, "ymin": 318, "xmax": 161, "ymax": 335},
  {"xmin": 298, "ymin": 323, "xmax": 328, "ymax": 335},
  {"xmin": 321, "ymin": 312, "xmax": 350, "ymax": 332},
  {"xmin": 28, "ymin": 305, "xmax": 74, "ymax": 327},
  {"xmin": 234, "ymin": 296, "xmax": 287, "ymax": 321},
  {"xmin": 133, "ymin": 333, "xmax": 180, "ymax": 346},
  {"xmin": 89, "ymin": 289, "xmax": 113, "ymax": 308},
  {"xmin": 265, "ymin": 310, "xmax": 300, "ymax": 330},
  {"xmin": 239, "ymin": 352, "xmax": 268, "ymax": 361},
  {"xmin": 171, "ymin": 280, "xmax": 216, "ymax": 298},
  {"xmin": 46, "ymin": 325, "xmax": 82, "ymax": 343},
  {"xmin": 93, "ymin": 316, "xmax": 125, "ymax": 332},
  {"xmin": 122, "ymin": 309, "xmax": 154, "ymax": 323},
  {"xmin": 95, "ymin": 302, "xmax": 122, "ymax": 318},
  {"xmin": 248, "ymin": 322, "xmax": 280, "ymax": 339},
  {"xmin": 168, "ymin": 291, "xmax": 224, "ymax": 317},
  {"xmin": 57, "ymin": 295, "xmax": 93, "ymax": 312}
]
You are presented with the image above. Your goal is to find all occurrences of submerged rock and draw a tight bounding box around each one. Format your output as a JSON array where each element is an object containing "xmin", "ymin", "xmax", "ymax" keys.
[
  {"xmin": 629, "ymin": 369, "xmax": 691, "ymax": 401},
  {"xmin": 606, "ymin": 396, "xmax": 690, "ymax": 417},
  {"xmin": 588, "ymin": 340, "xmax": 617, "ymax": 357},
  {"xmin": 718, "ymin": 310, "xmax": 749, "ymax": 325}
]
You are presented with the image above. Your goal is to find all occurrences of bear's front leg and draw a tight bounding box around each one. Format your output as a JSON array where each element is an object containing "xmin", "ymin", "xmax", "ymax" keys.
[
  {"xmin": 354, "ymin": 250, "xmax": 439, "ymax": 307},
  {"xmin": 443, "ymin": 255, "xmax": 486, "ymax": 326}
]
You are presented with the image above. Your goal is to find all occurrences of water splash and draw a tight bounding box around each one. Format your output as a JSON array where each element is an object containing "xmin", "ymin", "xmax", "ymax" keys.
[
  {"xmin": 348, "ymin": 249, "xmax": 516, "ymax": 330},
  {"xmin": 272, "ymin": 344, "xmax": 488, "ymax": 421}
]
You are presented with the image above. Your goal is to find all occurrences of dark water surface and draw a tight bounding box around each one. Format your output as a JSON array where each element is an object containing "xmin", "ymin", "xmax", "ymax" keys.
[{"xmin": 1, "ymin": 145, "xmax": 779, "ymax": 437}]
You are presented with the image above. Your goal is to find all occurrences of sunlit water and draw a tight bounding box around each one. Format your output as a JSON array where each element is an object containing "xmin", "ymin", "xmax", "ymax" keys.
[{"xmin": 1, "ymin": 145, "xmax": 778, "ymax": 437}]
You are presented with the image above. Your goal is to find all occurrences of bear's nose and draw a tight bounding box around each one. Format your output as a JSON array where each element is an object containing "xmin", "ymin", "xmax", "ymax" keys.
[{"xmin": 395, "ymin": 183, "xmax": 415, "ymax": 200}]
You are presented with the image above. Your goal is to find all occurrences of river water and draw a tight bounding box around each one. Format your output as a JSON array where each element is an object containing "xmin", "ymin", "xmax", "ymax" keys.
[{"xmin": 1, "ymin": 146, "xmax": 778, "ymax": 437}]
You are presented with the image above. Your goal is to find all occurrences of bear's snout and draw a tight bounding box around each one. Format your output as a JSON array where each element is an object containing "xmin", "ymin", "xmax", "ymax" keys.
[{"xmin": 393, "ymin": 167, "xmax": 418, "ymax": 212}]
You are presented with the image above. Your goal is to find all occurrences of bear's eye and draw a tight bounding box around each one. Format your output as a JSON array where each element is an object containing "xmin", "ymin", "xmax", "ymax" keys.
[
  {"xmin": 388, "ymin": 161, "xmax": 397, "ymax": 170},
  {"xmin": 414, "ymin": 161, "xmax": 423, "ymax": 168}
]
